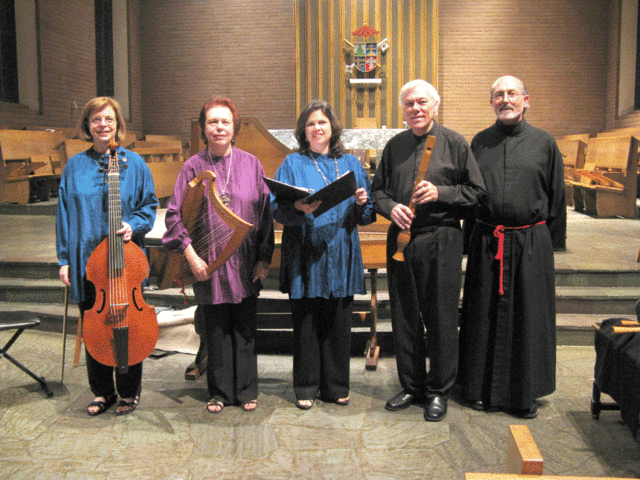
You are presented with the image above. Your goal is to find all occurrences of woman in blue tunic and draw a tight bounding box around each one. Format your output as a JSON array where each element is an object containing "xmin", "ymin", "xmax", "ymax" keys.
[
  {"xmin": 271, "ymin": 100, "xmax": 375, "ymax": 409},
  {"xmin": 56, "ymin": 97, "xmax": 158, "ymax": 416}
]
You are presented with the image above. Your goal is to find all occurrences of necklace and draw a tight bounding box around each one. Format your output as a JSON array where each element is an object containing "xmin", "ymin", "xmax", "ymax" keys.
[
  {"xmin": 207, "ymin": 148, "xmax": 233, "ymax": 205},
  {"xmin": 311, "ymin": 151, "xmax": 339, "ymax": 186}
]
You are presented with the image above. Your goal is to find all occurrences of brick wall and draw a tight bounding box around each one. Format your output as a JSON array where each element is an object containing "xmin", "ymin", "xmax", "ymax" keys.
[
  {"xmin": 438, "ymin": 0, "xmax": 611, "ymax": 140},
  {"xmin": 138, "ymin": 0, "xmax": 296, "ymax": 140},
  {"xmin": 605, "ymin": 0, "xmax": 640, "ymax": 130},
  {"xmin": 0, "ymin": 0, "xmax": 144, "ymax": 132},
  {"xmin": 1, "ymin": 0, "xmax": 634, "ymax": 142},
  {"xmin": 139, "ymin": 0, "xmax": 614, "ymax": 142}
]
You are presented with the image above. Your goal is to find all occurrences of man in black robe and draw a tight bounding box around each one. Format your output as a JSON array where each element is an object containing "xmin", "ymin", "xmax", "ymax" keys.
[
  {"xmin": 458, "ymin": 75, "xmax": 566, "ymax": 419},
  {"xmin": 371, "ymin": 79, "xmax": 486, "ymax": 422}
]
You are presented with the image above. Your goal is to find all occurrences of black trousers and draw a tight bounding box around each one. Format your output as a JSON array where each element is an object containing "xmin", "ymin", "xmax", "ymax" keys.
[
  {"xmin": 79, "ymin": 301, "xmax": 142, "ymax": 399},
  {"xmin": 387, "ymin": 225, "xmax": 462, "ymax": 398},
  {"xmin": 200, "ymin": 296, "xmax": 258, "ymax": 405},
  {"xmin": 290, "ymin": 296, "xmax": 353, "ymax": 401},
  {"xmin": 85, "ymin": 348, "xmax": 142, "ymax": 399}
]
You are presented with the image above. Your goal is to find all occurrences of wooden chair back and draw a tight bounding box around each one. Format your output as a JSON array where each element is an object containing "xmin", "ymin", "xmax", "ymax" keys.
[
  {"xmin": 145, "ymin": 134, "xmax": 182, "ymax": 143},
  {"xmin": 558, "ymin": 133, "xmax": 592, "ymax": 144},
  {"xmin": 585, "ymin": 135, "xmax": 638, "ymax": 173},
  {"xmin": 233, "ymin": 115, "xmax": 293, "ymax": 179}
]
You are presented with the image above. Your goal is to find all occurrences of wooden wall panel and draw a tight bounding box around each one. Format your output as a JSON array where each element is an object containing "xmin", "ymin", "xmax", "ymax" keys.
[{"xmin": 295, "ymin": 0, "xmax": 438, "ymax": 129}]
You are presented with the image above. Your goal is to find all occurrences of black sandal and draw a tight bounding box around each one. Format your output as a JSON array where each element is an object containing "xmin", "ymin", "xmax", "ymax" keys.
[
  {"xmin": 295, "ymin": 399, "xmax": 314, "ymax": 410},
  {"xmin": 87, "ymin": 393, "xmax": 117, "ymax": 416},
  {"xmin": 206, "ymin": 399, "xmax": 224, "ymax": 414},
  {"xmin": 115, "ymin": 398, "xmax": 138, "ymax": 416},
  {"xmin": 240, "ymin": 400, "xmax": 258, "ymax": 412}
]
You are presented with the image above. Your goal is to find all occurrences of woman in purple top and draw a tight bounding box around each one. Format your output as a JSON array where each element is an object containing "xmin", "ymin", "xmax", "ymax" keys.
[{"xmin": 162, "ymin": 97, "xmax": 274, "ymax": 414}]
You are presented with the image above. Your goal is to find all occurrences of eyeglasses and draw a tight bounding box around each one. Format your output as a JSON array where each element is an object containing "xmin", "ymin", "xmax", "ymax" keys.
[
  {"xmin": 89, "ymin": 116, "xmax": 116, "ymax": 127},
  {"xmin": 492, "ymin": 91, "xmax": 525, "ymax": 102}
]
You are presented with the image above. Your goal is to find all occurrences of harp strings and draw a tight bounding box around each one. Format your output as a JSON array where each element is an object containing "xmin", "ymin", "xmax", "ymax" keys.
[{"xmin": 178, "ymin": 186, "xmax": 234, "ymax": 278}]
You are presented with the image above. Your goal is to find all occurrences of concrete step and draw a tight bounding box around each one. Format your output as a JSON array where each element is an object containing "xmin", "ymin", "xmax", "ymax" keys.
[
  {"xmin": 555, "ymin": 286, "xmax": 640, "ymax": 315},
  {"xmin": 0, "ymin": 300, "xmax": 621, "ymax": 349},
  {"xmin": 4, "ymin": 259, "xmax": 640, "ymax": 290},
  {"xmin": 2, "ymin": 276, "xmax": 639, "ymax": 318}
]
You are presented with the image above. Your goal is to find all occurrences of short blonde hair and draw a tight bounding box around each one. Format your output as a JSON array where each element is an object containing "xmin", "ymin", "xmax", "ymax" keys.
[{"xmin": 77, "ymin": 97, "xmax": 127, "ymax": 143}]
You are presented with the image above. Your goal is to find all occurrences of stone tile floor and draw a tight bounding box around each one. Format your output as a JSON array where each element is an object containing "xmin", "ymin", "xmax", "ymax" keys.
[{"xmin": 1, "ymin": 329, "xmax": 639, "ymax": 479}]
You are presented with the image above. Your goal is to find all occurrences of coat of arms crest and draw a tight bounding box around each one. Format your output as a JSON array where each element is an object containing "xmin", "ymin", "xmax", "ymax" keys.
[{"xmin": 344, "ymin": 25, "xmax": 389, "ymax": 80}]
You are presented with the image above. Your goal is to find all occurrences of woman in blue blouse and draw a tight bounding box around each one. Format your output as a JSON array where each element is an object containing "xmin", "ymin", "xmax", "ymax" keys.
[
  {"xmin": 56, "ymin": 97, "xmax": 158, "ymax": 416},
  {"xmin": 271, "ymin": 100, "xmax": 375, "ymax": 409}
]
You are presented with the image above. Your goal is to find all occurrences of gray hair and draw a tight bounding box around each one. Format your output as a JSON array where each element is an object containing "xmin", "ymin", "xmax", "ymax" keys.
[
  {"xmin": 490, "ymin": 75, "xmax": 528, "ymax": 98},
  {"xmin": 399, "ymin": 79, "xmax": 441, "ymax": 113}
]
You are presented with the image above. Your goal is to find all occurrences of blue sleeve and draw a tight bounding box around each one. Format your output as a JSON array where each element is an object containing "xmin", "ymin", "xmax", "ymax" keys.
[
  {"xmin": 270, "ymin": 156, "xmax": 307, "ymax": 226},
  {"xmin": 349, "ymin": 155, "xmax": 376, "ymax": 226},
  {"xmin": 56, "ymin": 167, "xmax": 70, "ymax": 266}
]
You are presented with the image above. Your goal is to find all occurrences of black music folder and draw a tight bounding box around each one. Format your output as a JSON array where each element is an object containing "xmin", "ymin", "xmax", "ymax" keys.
[{"xmin": 263, "ymin": 170, "xmax": 357, "ymax": 217}]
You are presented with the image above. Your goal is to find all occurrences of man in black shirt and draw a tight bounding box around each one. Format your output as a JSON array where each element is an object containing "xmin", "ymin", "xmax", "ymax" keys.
[
  {"xmin": 371, "ymin": 79, "xmax": 486, "ymax": 421},
  {"xmin": 457, "ymin": 76, "xmax": 566, "ymax": 419}
]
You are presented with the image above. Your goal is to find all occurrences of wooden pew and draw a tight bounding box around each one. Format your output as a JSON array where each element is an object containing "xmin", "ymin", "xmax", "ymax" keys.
[
  {"xmin": 59, "ymin": 139, "xmax": 91, "ymax": 170},
  {"xmin": 144, "ymin": 134, "xmax": 188, "ymax": 157},
  {"xmin": 128, "ymin": 140, "xmax": 185, "ymax": 200},
  {"xmin": 557, "ymin": 133, "xmax": 592, "ymax": 144},
  {"xmin": 556, "ymin": 138, "xmax": 587, "ymax": 209},
  {"xmin": 568, "ymin": 135, "xmax": 638, "ymax": 218},
  {"xmin": 25, "ymin": 126, "xmax": 79, "ymax": 138},
  {"xmin": 145, "ymin": 161, "xmax": 185, "ymax": 200},
  {"xmin": 145, "ymin": 134, "xmax": 182, "ymax": 143},
  {"xmin": 122, "ymin": 130, "xmax": 144, "ymax": 147},
  {"xmin": 597, "ymin": 127, "xmax": 640, "ymax": 139},
  {"xmin": 598, "ymin": 129, "xmax": 640, "ymax": 198},
  {"xmin": 0, "ymin": 129, "xmax": 67, "ymax": 204},
  {"xmin": 130, "ymin": 141, "xmax": 183, "ymax": 162}
]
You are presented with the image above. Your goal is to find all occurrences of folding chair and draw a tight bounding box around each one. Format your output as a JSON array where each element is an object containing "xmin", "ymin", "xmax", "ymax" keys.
[{"xmin": 0, "ymin": 310, "xmax": 53, "ymax": 397}]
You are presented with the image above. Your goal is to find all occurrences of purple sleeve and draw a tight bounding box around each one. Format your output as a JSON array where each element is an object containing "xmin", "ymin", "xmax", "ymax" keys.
[{"xmin": 161, "ymin": 164, "xmax": 193, "ymax": 253}]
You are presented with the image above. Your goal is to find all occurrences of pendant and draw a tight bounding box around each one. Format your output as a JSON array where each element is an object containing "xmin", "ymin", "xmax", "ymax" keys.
[{"xmin": 220, "ymin": 193, "xmax": 231, "ymax": 206}]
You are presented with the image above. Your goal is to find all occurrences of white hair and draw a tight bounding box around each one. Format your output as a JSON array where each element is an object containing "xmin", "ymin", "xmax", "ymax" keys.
[
  {"xmin": 490, "ymin": 75, "xmax": 528, "ymax": 98},
  {"xmin": 399, "ymin": 79, "xmax": 441, "ymax": 113}
]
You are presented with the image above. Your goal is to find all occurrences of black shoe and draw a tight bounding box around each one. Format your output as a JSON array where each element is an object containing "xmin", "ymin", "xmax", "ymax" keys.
[
  {"xmin": 513, "ymin": 400, "xmax": 539, "ymax": 419},
  {"xmin": 470, "ymin": 400, "xmax": 484, "ymax": 411},
  {"xmin": 424, "ymin": 395, "xmax": 447, "ymax": 422},
  {"xmin": 385, "ymin": 390, "xmax": 422, "ymax": 411}
]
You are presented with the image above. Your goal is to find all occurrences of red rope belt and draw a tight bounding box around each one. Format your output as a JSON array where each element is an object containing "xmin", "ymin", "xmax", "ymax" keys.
[{"xmin": 477, "ymin": 220, "xmax": 546, "ymax": 295}]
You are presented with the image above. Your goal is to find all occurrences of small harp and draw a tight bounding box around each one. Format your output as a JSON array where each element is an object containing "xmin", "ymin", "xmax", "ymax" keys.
[
  {"xmin": 157, "ymin": 170, "xmax": 252, "ymax": 289},
  {"xmin": 392, "ymin": 135, "xmax": 437, "ymax": 262}
]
